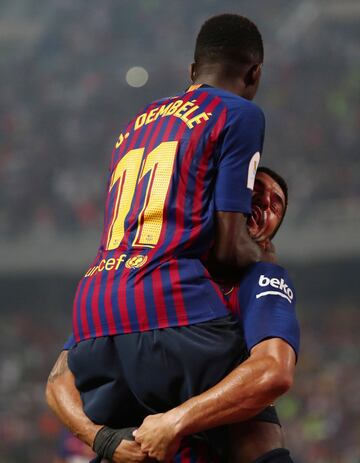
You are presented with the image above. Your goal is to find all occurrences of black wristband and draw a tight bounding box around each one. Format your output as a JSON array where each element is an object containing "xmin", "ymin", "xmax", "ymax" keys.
[{"xmin": 92, "ymin": 426, "xmax": 136, "ymax": 460}]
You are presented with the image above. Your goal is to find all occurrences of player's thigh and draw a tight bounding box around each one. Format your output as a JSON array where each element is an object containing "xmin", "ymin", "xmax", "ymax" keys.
[
  {"xmin": 67, "ymin": 336, "xmax": 148, "ymax": 427},
  {"xmin": 116, "ymin": 315, "xmax": 248, "ymax": 411}
]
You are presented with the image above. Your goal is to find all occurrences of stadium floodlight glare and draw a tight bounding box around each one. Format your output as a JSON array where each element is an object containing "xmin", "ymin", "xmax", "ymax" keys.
[{"xmin": 126, "ymin": 66, "xmax": 149, "ymax": 87}]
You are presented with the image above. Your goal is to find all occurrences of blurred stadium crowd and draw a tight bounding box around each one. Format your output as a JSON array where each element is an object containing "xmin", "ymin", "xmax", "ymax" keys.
[
  {"xmin": 0, "ymin": 0, "xmax": 359, "ymax": 240},
  {"xmin": 0, "ymin": 0, "xmax": 359, "ymax": 462}
]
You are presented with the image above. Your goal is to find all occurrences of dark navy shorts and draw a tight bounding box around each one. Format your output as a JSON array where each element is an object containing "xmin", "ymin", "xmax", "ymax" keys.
[{"xmin": 67, "ymin": 314, "xmax": 280, "ymax": 431}]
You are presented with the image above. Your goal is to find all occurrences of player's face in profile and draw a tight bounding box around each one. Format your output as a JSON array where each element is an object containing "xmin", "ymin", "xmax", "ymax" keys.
[{"xmin": 247, "ymin": 172, "xmax": 286, "ymax": 243}]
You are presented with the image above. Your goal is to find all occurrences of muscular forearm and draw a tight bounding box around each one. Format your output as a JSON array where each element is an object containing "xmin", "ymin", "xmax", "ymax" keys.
[
  {"xmin": 46, "ymin": 351, "xmax": 101, "ymax": 447},
  {"xmin": 170, "ymin": 340, "xmax": 294, "ymax": 437}
]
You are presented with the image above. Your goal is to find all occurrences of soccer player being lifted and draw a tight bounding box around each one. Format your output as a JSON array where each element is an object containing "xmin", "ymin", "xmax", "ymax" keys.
[
  {"xmin": 47, "ymin": 167, "xmax": 299, "ymax": 463},
  {"xmin": 46, "ymin": 13, "xmax": 298, "ymax": 463}
]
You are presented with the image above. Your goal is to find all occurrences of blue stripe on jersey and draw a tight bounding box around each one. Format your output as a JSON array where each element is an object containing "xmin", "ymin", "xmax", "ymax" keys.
[
  {"xmin": 142, "ymin": 271, "xmax": 160, "ymax": 326},
  {"xmin": 125, "ymin": 270, "xmax": 140, "ymax": 332},
  {"xmin": 84, "ymin": 274, "xmax": 97, "ymax": 337},
  {"xmin": 74, "ymin": 279, "xmax": 86, "ymax": 340},
  {"xmin": 110, "ymin": 253, "xmax": 131, "ymax": 331},
  {"xmin": 110, "ymin": 269, "xmax": 125, "ymax": 333},
  {"xmin": 159, "ymin": 263, "xmax": 179, "ymax": 325},
  {"xmin": 96, "ymin": 250, "xmax": 116, "ymax": 335}
]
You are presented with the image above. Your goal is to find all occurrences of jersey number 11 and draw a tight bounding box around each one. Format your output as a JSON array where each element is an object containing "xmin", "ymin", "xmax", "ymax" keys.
[{"xmin": 106, "ymin": 141, "xmax": 178, "ymax": 250}]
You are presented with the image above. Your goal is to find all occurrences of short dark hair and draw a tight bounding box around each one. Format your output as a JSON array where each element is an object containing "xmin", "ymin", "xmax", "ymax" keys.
[
  {"xmin": 194, "ymin": 14, "xmax": 263, "ymax": 70},
  {"xmin": 257, "ymin": 166, "xmax": 288, "ymax": 238}
]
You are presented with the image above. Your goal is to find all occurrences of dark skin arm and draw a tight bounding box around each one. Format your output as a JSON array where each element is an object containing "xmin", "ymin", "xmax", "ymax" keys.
[
  {"xmin": 229, "ymin": 421, "xmax": 284, "ymax": 463},
  {"xmin": 46, "ymin": 351, "xmax": 149, "ymax": 463},
  {"xmin": 134, "ymin": 338, "xmax": 295, "ymax": 462},
  {"xmin": 207, "ymin": 212, "xmax": 263, "ymax": 284}
]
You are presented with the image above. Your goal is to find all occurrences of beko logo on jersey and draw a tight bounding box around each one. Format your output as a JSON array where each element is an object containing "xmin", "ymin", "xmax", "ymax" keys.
[{"xmin": 256, "ymin": 274, "xmax": 294, "ymax": 303}]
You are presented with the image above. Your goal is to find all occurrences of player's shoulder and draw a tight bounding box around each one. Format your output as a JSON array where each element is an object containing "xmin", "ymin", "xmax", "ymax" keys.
[
  {"xmin": 245, "ymin": 261, "xmax": 291, "ymax": 279},
  {"xmin": 204, "ymin": 86, "xmax": 264, "ymax": 122}
]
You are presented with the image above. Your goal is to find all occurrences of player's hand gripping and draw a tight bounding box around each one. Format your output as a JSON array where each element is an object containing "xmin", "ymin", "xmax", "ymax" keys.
[
  {"xmin": 112, "ymin": 439, "xmax": 152, "ymax": 463},
  {"xmin": 134, "ymin": 412, "xmax": 182, "ymax": 462}
]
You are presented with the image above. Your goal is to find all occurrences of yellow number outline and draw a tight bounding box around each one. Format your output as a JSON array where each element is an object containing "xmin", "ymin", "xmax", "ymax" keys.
[{"xmin": 106, "ymin": 141, "xmax": 178, "ymax": 250}]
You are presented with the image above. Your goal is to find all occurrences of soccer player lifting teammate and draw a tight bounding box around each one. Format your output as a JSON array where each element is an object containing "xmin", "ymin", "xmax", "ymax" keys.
[
  {"xmin": 47, "ymin": 166, "xmax": 299, "ymax": 463},
  {"xmin": 46, "ymin": 14, "xmax": 298, "ymax": 463}
]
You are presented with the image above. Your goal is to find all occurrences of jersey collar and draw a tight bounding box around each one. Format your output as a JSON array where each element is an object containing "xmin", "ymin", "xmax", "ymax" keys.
[{"xmin": 185, "ymin": 83, "xmax": 213, "ymax": 92}]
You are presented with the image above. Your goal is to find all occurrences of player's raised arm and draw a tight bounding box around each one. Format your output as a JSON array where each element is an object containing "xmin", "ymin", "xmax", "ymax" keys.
[{"xmin": 207, "ymin": 103, "xmax": 266, "ymax": 283}]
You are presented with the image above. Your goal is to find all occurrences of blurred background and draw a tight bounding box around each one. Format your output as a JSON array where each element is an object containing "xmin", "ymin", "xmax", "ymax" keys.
[{"xmin": 0, "ymin": 0, "xmax": 359, "ymax": 462}]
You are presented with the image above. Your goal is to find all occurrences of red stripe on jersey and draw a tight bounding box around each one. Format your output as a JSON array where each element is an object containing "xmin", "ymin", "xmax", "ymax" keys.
[
  {"xmin": 133, "ymin": 276, "xmax": 149, "ymax": 331},
  {"xmin": 163, "ymin": 94, "xmax": 221, "ymax": 323},
  {"xmin": 150, "ymin": 266, "xmax": 169, "ymax": 326},
  {"xmin": 146, "ymin": 91, "xmax": 196, "ymax": 251},
  {"xmin": 72, "ymin": 281, "xmax": 82, "ymax": 341},
  {"xmin": 113, "ymin": 105, "xmax": 175, "ymax": 332},
  {"xmin": 150, "ymin": 92, "xmax": 211, "ymax": 324},
  {"xmin": 102, "ymin": 263, "xmax": 117, "ymax": 333},
  {"xmin": 143, "ymin": 97, "xmax": 195, "ymax": 325},
  {"xmin": 122, "ymin": 94, "xmax": 185, "ymax": 248},
  {"xmin": 106, "ymin": 172, "xmax": 126, "ymax": 249},
  {"xmin": 130, "ymin": 92, "xmax": 195, "ymax": 327},
  {"xmin": 104, "ymin": 102, "xmax": 162, "ymax": 331},
  {"xmin": 116, "ymin": 266, "xmax": 132, "ymax": 333},
  {"xmin": 172, "ymin": 92, "xmax": 210, "ymax": 244},
  {"xmin": 102, "ymin": 102, "xmax": 159, "ymax": 250},
  {"xmin": 187, "ymin": 105, "xmax": 227, "ymax": 244},
  {"xmin": 134, "ymin": 162, "xmax": 157, "ymax": 244},
  {"xmin": 99, "ymin": 178, "xmax": 112, "ymax": 251},
  {"xmin": 184, "ymin": 102, "xmax": 227, "ymax": 305},
  {"xmin": 78, "ymin": 271, "xmax": 93, "ymax": 338},
  {"xmin": 160, "ymin": 120, "xmax": 192, "ymax": 323},
  {"xmin": 167, "ymin": 265, "xmax": 189, "ymax": 325},
  {"xmin": 134, "ymin": 114, "xmax": 180, "ymax": 326},
  {"xmin": 79, "ymin": 252, "xmax": 105, "ymax": 338},
  {"xmin": 90, "ymin": 270, "xmax": 105, "ymax": 337}
]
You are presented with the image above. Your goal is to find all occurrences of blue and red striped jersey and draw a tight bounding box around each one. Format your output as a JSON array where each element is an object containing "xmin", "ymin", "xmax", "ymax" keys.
[
  {"xmin": 227, "ymin": 262, "xmax": 300, "ymax": 357},
  {"xmin": 70, "ymin": 84, "xmax": 265, "ymax": 343}
]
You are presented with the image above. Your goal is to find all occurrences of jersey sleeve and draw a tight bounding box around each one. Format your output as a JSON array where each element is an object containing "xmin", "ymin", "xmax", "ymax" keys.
[
  {"xmin": 238, "ymin": 262, "xmax": 300, "ymax": 357},
  {"xmin": 214, "ymin": 103, "xmax": 265, "ymax": 214},
  {"xmin": 63, "ymin": 333, "xmax": 76, "ymax": 350}
]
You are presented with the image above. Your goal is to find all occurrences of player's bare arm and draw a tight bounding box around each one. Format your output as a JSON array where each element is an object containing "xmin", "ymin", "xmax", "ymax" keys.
[
  {"xmin": 207, "ymin": 211, "xmax": 262, "ymax": 283},
  {"xmin": 209, "ymin": 166, "xmax": 288, "ymax": 283},
  {"xmin": 134, "ymin": 338, "xmax": 295, "ymax": 461},
  {"xmin": 46, "ymin": 352, "xmax": 149, "ymax": 463},
  {"xmin": 46, "ymin": 351, "xmax": 102, "ymax": 447},
  {"xmin": 229, "ymin": 421, "xmax": 284, "ymax": 463}
]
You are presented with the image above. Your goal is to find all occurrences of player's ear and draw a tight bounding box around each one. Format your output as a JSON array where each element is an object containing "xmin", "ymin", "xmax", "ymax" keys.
[
  {"xmin": 244, "ymin": 63, "xmax": 262, "ymax": 87},
  {"xmin": 189, "ymin": 63, "xmax": 196, "ymax": 82}
]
